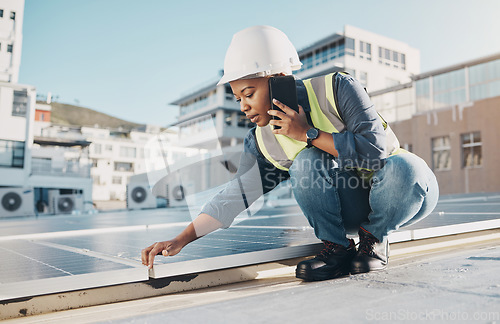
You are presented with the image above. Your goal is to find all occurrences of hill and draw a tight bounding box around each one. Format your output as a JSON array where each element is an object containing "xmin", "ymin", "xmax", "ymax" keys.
[{"xmin": 45, "ymin": 102, "xmax": 144, "ymax": 131}]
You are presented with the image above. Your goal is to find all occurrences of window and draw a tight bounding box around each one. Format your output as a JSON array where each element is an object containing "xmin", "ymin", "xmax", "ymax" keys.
[
  {"xmin": 0, "ymin": 139, "xmax": 24, "ymax": 168},
  {"xmin": 119, "ymin": 146, "xmax": 136, "ymax": 158},
  {"xmin": 12, "ymin": 90, "xmax": 28, "ymax": 116},
  {"xmin": 224, "ymin": 111, "xmax": 233, "ymax": 126},
  {"xmin": 469, "ymin": 58, "xmax": 500, "ymax": 101},
  {"xmin": 359, "ymin": 71, "xmax": 368, "ymax": 88},
  {"xmin": 461, "ymin": 132, "xmax": 482, "ymax": 168},
  {"xmin": 7, "ymin": 44, "xmax": 13, "ymax": 53},
  {"xmin": 378, "ymin": 47, "xmax": 406, "ymax": 69},
  {"xmin": 433, "ymin": 69, "xmax": 466, "ymax": 109},
  {"xmin": 0, "ymin": 10, "xmax": 3, "ymax": 17},
  {"xmin": 432, "ymin": 136, "xmax": 451, "ymax": 171},
  {"xmin": 93, "ymin": 144, "xmax": 102, "ymax": 154},
  {"xmin": 416, "ymin": 78, "xmax": 431, "ymax": 112},
  {"xmin": 392, "ymin": 51, "xmax": 399, "ymax": 63},
  {"xmin": 359, "ymin": 41, "xmax": 372, "ymax": 60},
  {"xmin": 105, "ymin": 144, "xmax": 113, "ymax": 151},
  {"xmin": 92, "ymin": 175, "xmax": 101, "ymax": 185},
  {"xmin": 10, "ymin": 11, "xmax": 15, "ymax": 20},
  {"xmin": 384, "ymin": 49, "xmax": 391, "ymax": 60},
  {"xmin": 114, "ymin": 162, "xmax": 133, "ymax": 172},
  {"xmin": 112, "ymin": 176, "xmax": 122, "ymax": 185},
  {"xmin": 345, "ymin": 37, "xmax": 355, "ymax": 56}
]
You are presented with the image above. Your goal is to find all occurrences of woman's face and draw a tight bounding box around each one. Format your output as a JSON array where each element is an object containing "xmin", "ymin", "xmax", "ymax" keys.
[{"xmin": 230, "ymin": 77, "xmax": 272, "ymax": 127}]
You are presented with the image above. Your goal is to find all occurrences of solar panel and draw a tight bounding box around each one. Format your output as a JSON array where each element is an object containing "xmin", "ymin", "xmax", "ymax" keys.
[{"xmin": 0, "ymin": 193, "xmax": 499, "ymax": 301}]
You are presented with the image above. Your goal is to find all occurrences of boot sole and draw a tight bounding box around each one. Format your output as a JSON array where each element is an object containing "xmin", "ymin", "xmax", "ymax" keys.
[
  {"xmin": 296, "ymin": 267, "xmax": 350, "ymax": 281},
  {"xmin": 350, "ymin": 264, "xmax": 387, "ymax": 274}
]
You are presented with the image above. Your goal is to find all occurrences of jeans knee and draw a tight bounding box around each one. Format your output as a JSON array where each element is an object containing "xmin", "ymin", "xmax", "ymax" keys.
[
  {"xmin": 289, "ymin": 148, "xmax": 336, "ymax": 193},
  {"xmin": 374, "ymin": 154, "xmax": 430, "ymax": 194}
]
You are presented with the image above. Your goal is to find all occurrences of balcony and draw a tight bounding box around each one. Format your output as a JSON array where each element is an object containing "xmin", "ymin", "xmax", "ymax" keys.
[{"xmin": 31, "ymin": 157, "xmax": 91, "ymax": 178}]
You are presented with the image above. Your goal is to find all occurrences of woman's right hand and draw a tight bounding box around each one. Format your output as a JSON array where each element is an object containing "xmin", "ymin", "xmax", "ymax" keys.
[
  {"xmin": 141, "ymin": 239, "xmax": 184, "ymax": 269},
  {"xmin": 140, "ymin": 214, "xmax": 223, "ymax": 269}
]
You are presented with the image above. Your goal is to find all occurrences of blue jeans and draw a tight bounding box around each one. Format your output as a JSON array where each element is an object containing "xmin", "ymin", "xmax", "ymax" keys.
[{"xmin": 289, "ymin": 148, "xmax": 439, "ymax": 246}]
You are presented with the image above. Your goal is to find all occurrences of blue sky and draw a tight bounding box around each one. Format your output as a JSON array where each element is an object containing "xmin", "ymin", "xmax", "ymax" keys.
[{"xmin": 19, "ymin": 0, "xmax": 500, "ymax": 126}]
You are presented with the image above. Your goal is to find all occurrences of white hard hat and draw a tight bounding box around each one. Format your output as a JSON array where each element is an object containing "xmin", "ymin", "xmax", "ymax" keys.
[{"xmin": 217, "ymin": 25, "xmax": 302, "ymax": 85}]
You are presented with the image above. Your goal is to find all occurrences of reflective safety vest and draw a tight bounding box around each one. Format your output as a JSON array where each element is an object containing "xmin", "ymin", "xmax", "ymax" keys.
[{"xmin": 255, "ymin": 72, "xmax": 406, "ymax": 173}]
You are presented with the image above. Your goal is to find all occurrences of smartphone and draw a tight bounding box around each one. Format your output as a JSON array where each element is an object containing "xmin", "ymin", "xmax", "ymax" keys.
[{"xmin": 269, "ymin": 75, "xmax": 299, "ymax": 129}]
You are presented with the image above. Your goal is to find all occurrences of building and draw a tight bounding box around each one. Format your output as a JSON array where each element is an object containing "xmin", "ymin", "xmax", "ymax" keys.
[
  {"xmin": 0, "ymin": 0, "xmax": 23, "ymax": 83},
  {"xmin": 0, "ymin": 81, "xmax": 35, "ymax": 187},
  {"xmin": 170, "ymin": 25, "xmax": 420, "ymax": 151},
  {"xmin": 370, "ymin": 52, "xmax": 500, "ymax": 194},
  {"xmin": 294, "ymin": 25, "xmax": 420, "ymax": 92},
  {"xmin": 84, "ymin": 125, "xmax": 171, "ymax": 202},
  {"xmin": 0, "ymin": 0, "xmax": 37, "ymax": 217}
]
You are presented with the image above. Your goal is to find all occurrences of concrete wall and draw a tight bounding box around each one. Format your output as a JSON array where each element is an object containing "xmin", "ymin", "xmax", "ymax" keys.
[{"xmin": 391, "ymin": 96, "xmax": 500, "ymax": 194}]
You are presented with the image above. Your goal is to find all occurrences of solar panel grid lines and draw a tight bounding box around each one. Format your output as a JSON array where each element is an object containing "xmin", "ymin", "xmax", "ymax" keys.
[
  {"xmin": 0, "ymin": 240, "xmax": 133, "ymax": 284},
  {"xmin": 33, "ymin": 240, "xmax": 144, "ymax": 268}
]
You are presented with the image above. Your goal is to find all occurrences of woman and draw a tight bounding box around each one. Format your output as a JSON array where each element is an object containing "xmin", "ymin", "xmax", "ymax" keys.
[{"xmin": 142, "ymin": 25, "xmax": 439, "ymax": 281}]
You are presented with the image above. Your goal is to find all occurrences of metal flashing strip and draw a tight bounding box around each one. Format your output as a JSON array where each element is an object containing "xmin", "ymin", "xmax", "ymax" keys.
[
  {"xmin": 411, "ymin": 218, "xmax": 500, "ymax": 240},
  {"xmin": 388, "ymin": 219, "xmax": 500, "ymax": 243},
  {"xmin": 0, "ymin": 267, "xmax": 147, "ymax": 301}
]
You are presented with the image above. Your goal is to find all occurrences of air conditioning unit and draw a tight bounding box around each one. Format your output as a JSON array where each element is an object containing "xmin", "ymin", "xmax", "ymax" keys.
[
  {"xmin": 126, "ymin": 183, "xmax": 157, "ymax": 210},
  {"xmin": 167, "ymin": 183, "xmax": 187, "ymax": 207},
  {"xmin": 48, "ymin": 190, "xmax": 84, "ymax": 215},
  {"xmin": 0, "ymin": 187, "xmax": 34, "ymax": 217}
]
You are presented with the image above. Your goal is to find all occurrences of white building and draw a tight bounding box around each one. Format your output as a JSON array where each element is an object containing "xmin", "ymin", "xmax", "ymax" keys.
[
  {"xmin": 0, "ymin": 81, "xmax": 35, "ymax": 188},
  {"xmin": 30, "ymin": 121, "xmax": 93, "ymax": 214},
  {"xmin": 0, "ymin": 0, "xmax": 23, "ymax": 83},
  {"xmin": 295, "ymin": 25, "xmax": 420, "ymax": 91},
  {"xmin": 82, "ymin": 125, "xmax": 200, "ymax": 202},
  {"xmin": 0, "ymin": 0, "xmax": 37, "ymax": 217},
  {"xmin": 84, "ymin": 126, "xmax": 161, "ymax": 201},
  {"xmin": 170, "ymin": 25, "xmax": 420, "ymax": 150}
]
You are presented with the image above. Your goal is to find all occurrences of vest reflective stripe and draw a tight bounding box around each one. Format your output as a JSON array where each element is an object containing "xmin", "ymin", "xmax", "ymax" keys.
[
  {"xmin": 325, "ymin": 73, "xmax": 340, "ymax": 119},
  {"xmin": 256, "ymin": 125, "xmax": 296, "ymax": 171},
  {"xmin": 303, "ymin": 79, "xmax": 341, "ymax": 134},
  {"xmin": 256, "ymin": 72, "xmax": 402, "ymax": 171}
]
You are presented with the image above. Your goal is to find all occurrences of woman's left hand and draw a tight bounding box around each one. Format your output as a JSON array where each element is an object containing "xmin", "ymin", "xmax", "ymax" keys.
[{"xmin": 268, "ymin": 99, "xmax": 310, "ymax": 142}]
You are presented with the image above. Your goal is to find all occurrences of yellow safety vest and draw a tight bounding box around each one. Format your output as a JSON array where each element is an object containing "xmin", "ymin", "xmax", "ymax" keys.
[{"xmin": 255, "ymin": 72, "xmax": 406, "ymax": 175}]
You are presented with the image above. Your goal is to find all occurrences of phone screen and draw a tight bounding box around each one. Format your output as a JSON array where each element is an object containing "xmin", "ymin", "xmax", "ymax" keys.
[{"xmin": 269, "ymin": 75, "xmax": 299, "ymax": 129}]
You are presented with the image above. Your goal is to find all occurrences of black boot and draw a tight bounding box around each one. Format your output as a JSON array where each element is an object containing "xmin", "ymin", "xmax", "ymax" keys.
[
  {"xmin": 351, "ymin": 228, "xmax": 389, "ymax": 274},
  {"xmin": 296, "ymin": 239, "xmax": 356, "ymax": 281}
]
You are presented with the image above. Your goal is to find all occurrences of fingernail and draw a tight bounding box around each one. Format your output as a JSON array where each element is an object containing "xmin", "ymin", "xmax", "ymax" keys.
[{"xmin": 273, "ymin": 98, "xmax": 279, "ymax": 103}]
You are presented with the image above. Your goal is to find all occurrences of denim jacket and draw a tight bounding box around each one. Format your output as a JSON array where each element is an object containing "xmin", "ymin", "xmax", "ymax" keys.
[{"xmin": 200, "ymin": 73, "xmax": 387, "ymax": 228}]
